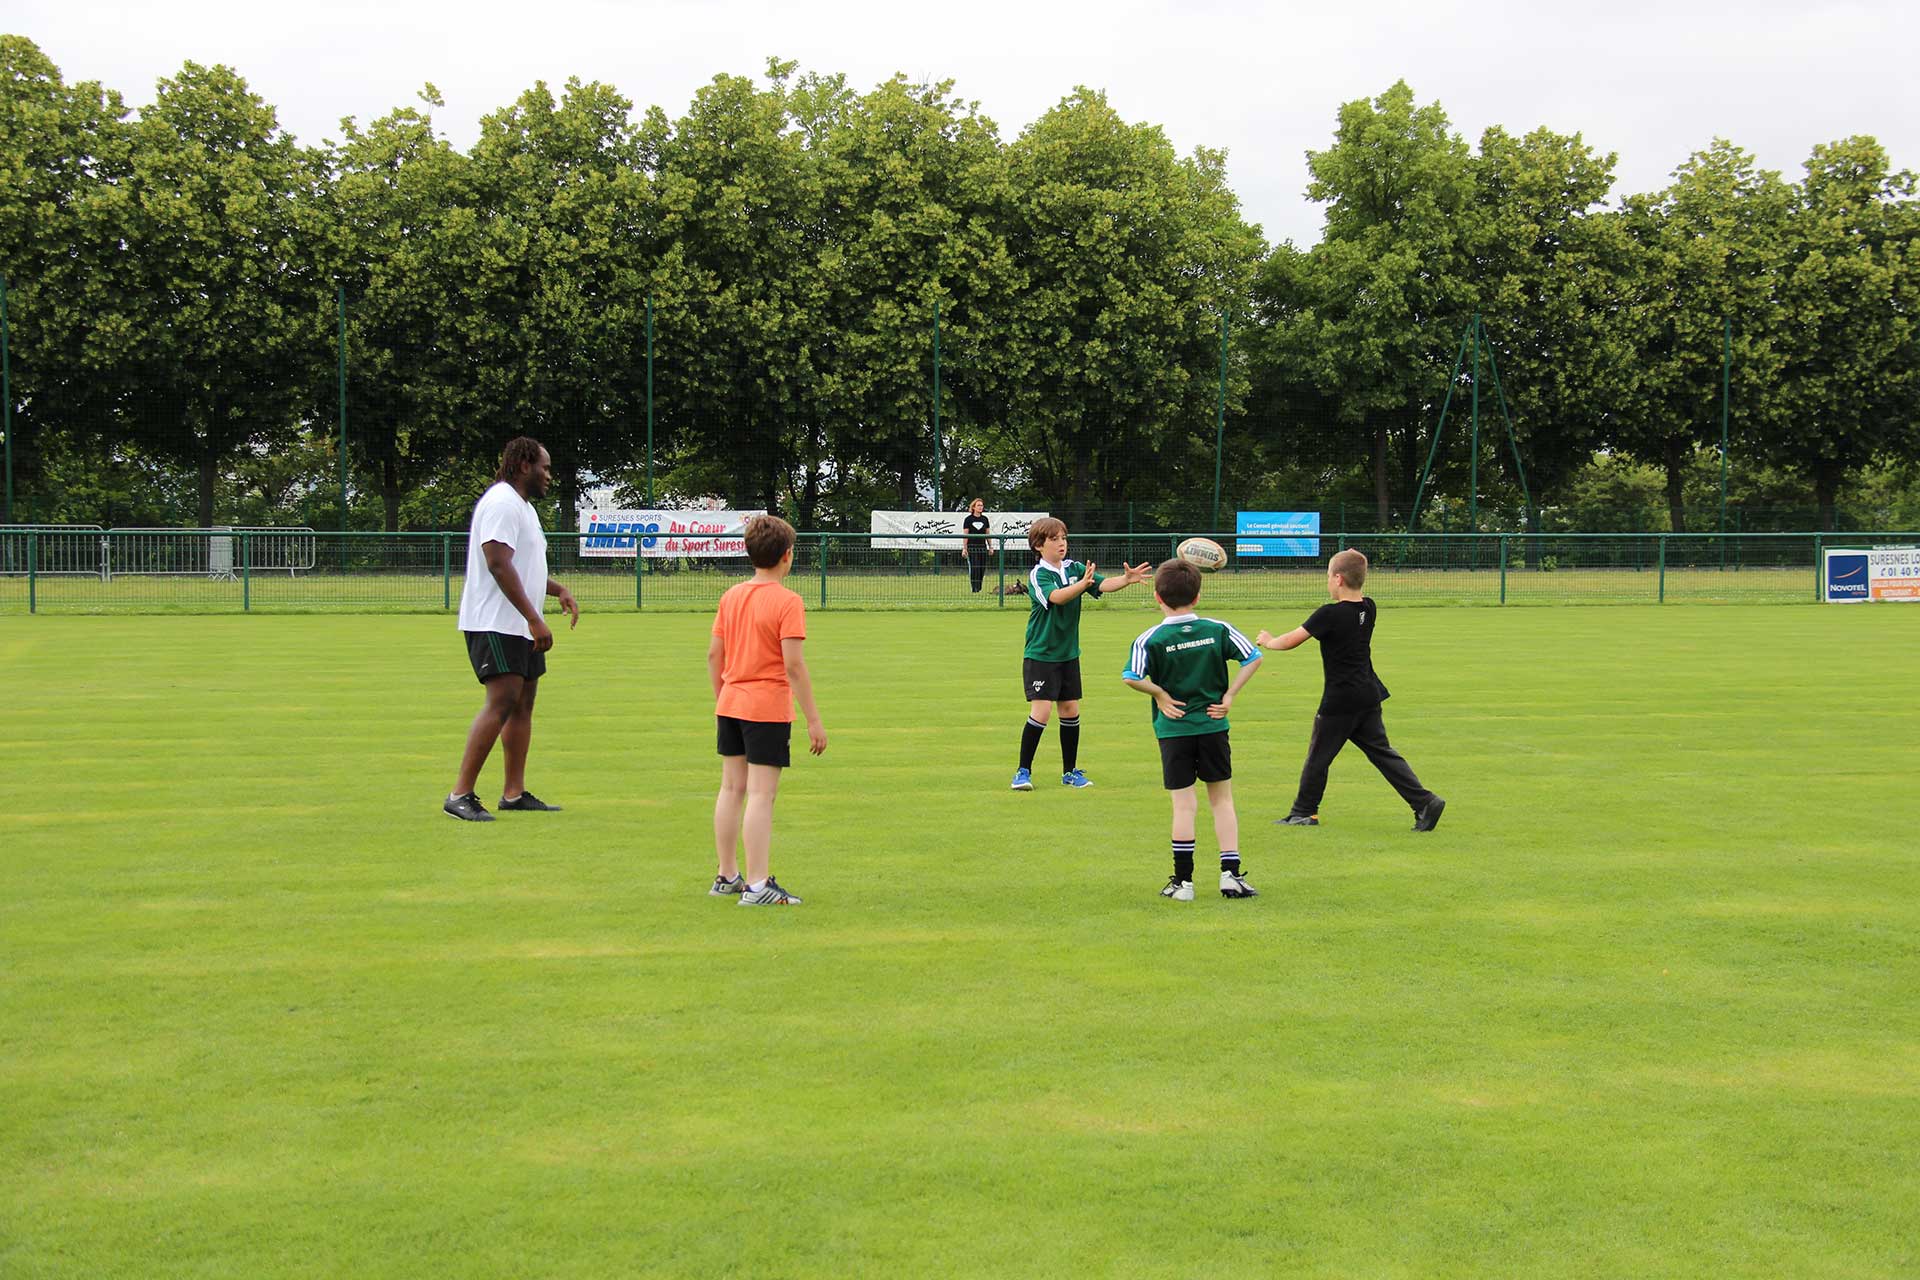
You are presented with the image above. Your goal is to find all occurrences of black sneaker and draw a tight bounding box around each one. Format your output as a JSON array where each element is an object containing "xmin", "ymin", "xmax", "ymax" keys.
[
  {"xmin": 499, "ymin": 792, "xmax": 562, "ymax": 812},
  {"xmin": 444, "ymin": 792, "xmax": 495, "ymax": 822},
  {"xmin": 1275, "ymin": 814, "xmax": 1319, "ymax": 827},
  {"xmin": 1412, "ymin": 796, "xmax": 1446, "ymax": 832}
]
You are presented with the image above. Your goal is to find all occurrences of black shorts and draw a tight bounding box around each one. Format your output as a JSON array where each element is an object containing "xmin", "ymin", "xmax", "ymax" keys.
[
  {"xmin": 1022, "ymin": 658, "xmax": 1083, "ymax": 703},
  {"xmin": 465, "ymin": 630, "xmax": 547, "ymax": 684},
  {"xmin": 717, "ymin": 716, "xmax": 792, "ymax": 768},
  {"xmin": 1159, "ymin": 731, "xmax": 1232, "ymax": 790}
]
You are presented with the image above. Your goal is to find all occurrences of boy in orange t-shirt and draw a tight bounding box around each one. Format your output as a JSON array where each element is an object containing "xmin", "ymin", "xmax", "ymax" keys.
[{"xmin": 707, "ymin": 515, "xmax": 827, "ymax": 905}]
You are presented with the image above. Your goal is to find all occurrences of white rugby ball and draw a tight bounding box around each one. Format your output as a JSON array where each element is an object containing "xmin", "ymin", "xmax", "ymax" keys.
[{"xmin": 1176, "ymin": 537, "xmax": 1228, "ymax": 573}]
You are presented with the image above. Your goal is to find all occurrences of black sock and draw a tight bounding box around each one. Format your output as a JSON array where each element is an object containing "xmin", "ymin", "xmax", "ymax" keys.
[
  {"xmin": 1172, "ymin": 840, "xmax": 1196, "ymax": 883},
  {"xmin": 1221, "ymin": 850, "xmax": 1240, "ymax": 874},
  {"xmin": 1019, "ymin": 717, "xmax": 1046, "ymax": 771},
  {"xmin": 1059, "ymin": 716, "xmax": 1081, "ymax": 773}
]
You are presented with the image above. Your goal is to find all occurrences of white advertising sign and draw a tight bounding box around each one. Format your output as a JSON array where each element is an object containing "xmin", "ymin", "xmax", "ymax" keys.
[
  {"xmin": 1823, "ymin": 546, "xmax": 1920, "ymax": 602},
  {"xmin": 578, "ymin": 510, "xmax": 767, "ymax": 558},
  {"xmin": 869, "ymin": 510, "xmax": 1051, "ymax": 551}
]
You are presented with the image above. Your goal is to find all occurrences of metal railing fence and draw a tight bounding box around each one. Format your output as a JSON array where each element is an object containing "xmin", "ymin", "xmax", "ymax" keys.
[{"xmin": 3, "ymin": 529, "xmax": 1915, "ymax": 615}]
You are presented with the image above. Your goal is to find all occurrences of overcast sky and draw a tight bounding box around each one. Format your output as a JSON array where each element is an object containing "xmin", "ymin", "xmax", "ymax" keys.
[{"xmin": 13, "ymin": 0, "xmax": 1917, "ymax": 247}]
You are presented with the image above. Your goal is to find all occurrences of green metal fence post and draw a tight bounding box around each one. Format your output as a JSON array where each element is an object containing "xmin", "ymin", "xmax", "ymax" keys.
[
  {"xmin": 645, "ymin": 295, "xmax": 655, "ymax": 506},
  {"xmin": 337, "ymin": 283, "xmax": 348, "ymax": 527},
  {"xmin": 634, "ymin": 541, "xmax": 643, "ymax": 610},
  {"xmin": 1657, "ymin": 535, "xmax": 1667, "ymax": 603},
  {"xmin": 997, "ymin": 536, "xmax": 1006, "ymax": 606},
  {"xmin": 932, "ymin": 299, "xmax": 943, "ymax": 513},
  {"xmin": 1, "ymin": 275, "xmax": 12, "ymax": 524},
  {"xmin": 1211, "ymin": 310, "xmax": 1229, "ymax": 530},
  {"xmin": 443, "ymin": 533, "xmax": 452, "ymax": 610},
  {"xmin": 1720, "ymin": 316, "xmax": 1731, "ymax": 570},
  {"xmin": 819, "ymin": 534, "xmax": 828, "ymax": 608},
  {"xmin": 1499, "ymin": 535, "xmax": 1508, "ymax": 605},
  {"xmin": 1813, "ymin": 533, "xmax": 1823, "ymax": 602},
  {"xmin": 27, "ymin": 530, "xmax": 36, "ymax": 613},
  {"xmin": 242, "ymin": 532, "xmax": 251, "ymax": 612}
]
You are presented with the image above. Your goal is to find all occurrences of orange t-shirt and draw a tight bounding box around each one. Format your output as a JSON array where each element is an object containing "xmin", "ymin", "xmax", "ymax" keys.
[{"xmin": 712, "ymin": 580, "xmax": 808, "ymax": 723}]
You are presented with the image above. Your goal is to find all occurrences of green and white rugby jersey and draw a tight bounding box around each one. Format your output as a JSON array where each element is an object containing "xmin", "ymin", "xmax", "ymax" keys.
[
  {"xmin": 1024, "ymin": 558, "xmax": 1102, "ymax": 662},
  {"xmin": 1122, "ymin": 614, "xmax": 1261, "ymax": 738}
]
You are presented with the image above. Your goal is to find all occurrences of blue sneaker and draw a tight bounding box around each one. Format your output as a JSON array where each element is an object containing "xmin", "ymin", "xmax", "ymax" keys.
[
  {"xmin": 1061, "ymin": 769, "xmax": 1092, "ymax": 788},
  {"xmin": 1010, "ymin": 767, "xmax": 1034, "ymax": 791}
]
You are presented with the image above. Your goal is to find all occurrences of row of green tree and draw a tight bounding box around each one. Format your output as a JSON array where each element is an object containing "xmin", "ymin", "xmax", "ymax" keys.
[{"xmin": 3, "ymin": 36, "xmax": 1916, "ymax": 532}]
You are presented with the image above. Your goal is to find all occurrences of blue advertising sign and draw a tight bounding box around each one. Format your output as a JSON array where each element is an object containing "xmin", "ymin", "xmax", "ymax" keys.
[{"xmin": 1235, "ymin": 512, "xmax": 1321, "ymax": 558}]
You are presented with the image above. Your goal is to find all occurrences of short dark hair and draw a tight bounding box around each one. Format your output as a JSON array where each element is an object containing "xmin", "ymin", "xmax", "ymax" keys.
[
  {"xmin": 744, "ymin": 514, "xmax": 796, "ymax": 568},
  {"xmin": 496, "ymin": 436, "xmax": 546, "ymax": 484},
  {"xmin": 1330, "ymin": 548, "xmax": 1368, "ymax": 589},
  {"xmin": 1154, "ymin": 558, "xmax": 1202, "ymax": 608},
  {"xmin": 1027, "ymin": 517, "xmax": 1066, "ymax": 552}
]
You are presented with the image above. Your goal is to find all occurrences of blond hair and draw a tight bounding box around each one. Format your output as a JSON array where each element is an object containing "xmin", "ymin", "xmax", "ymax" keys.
[{"xmin": 1329, "ymin": 548, "xmax": 1368, "ymax": 589}]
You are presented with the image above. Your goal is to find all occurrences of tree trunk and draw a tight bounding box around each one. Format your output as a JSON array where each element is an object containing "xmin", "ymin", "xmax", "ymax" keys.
[
  {"xmin": 1373, "ymin": 425, "xmax": 1390, "ymax": 527},
  {"xmin": 198, "ymin": 453, "xmax": 216, "ymax": 529},
  {"xmin": 381, "ymin": 454, "xmax": 401, "ymax": 532},
  {"xmin": 1663, "ymin": 436, "xmax": 1688, "ymax": 533},
  {"xmin": 556, "ymin": 459, "xmax": 579, "ymax": 536},
  {"xmin": 1813, "ymin": 461, "xmax": 1841, "ymax": 532}
]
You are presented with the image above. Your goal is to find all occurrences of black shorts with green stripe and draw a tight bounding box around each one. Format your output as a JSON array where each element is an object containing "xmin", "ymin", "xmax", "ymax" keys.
[{"xmin": 465, "ymin": 630, "xmax": 547, "ymax": 684}]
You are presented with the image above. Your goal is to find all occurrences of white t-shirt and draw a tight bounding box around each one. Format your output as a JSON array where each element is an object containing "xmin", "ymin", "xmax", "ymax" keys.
[{"xmin": 458, "ymin": 482, "xmax": 548, "ymax": 637}]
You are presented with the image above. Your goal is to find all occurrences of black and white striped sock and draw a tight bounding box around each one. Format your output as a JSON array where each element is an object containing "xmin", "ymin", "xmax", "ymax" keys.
[
  {"xmin": 1221, "ymin": 850, "xmax": 1240, "ymax": 874},
  {"xmin": 1018, "ymin": 717, "xmax": 1046, "ymax": 771},
  {"xmin": 1059, "ymin": 715, "xmax": 1081, "ymax": 773},
  {"xmin": 1172, "ymin": 839, "xmax": 1196, "ymax": 883}
]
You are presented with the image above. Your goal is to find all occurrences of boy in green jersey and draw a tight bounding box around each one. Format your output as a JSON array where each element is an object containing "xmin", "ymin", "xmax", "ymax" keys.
[
  {"xmin": 1122, "ymin": 559, "xmax": 1264, "ymax": 900},
  {"xmin": 1012, "ymin": 517, "xmax": 1150, "ymax": 790}
]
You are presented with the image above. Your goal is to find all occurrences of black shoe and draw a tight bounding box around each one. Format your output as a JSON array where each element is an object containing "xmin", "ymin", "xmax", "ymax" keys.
[
  {"xmin": 444, "ymin": 792, "xmax": 495, "ymax": 822},
  {"xmin": 1412, "ymin": 796, "xmax": 1446, "ymax": 832},
  {"xmin": 499, "ymin": 792, "xmax": 562, "ymax": 812},
  {"xmin": 1275, "ymin": 814, "xmax": 1319, "ymax": 826}
]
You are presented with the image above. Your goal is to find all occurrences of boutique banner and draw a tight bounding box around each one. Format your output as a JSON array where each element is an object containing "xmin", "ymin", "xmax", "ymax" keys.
[
  {"xmin": 870, "ymin": 510, "xmax": 1052, "ymax": 552},
  {"xmin": 578, "ymin": 510, "xmax": 767, "ymax": 558}
]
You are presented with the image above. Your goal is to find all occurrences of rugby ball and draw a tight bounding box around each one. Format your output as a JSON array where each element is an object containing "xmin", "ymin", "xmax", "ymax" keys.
[{"xmin": 1176, "ymin": 537, "xmax": 1228, "ymax": 573}]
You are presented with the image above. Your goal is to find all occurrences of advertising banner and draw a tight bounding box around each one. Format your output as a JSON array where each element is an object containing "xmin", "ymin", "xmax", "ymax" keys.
[
  {"xmin": 1235, "ymin": 512, "xmax": 1321, "ymax": 558},
  {"xmin": 578, "ymin": 510, "xmax": 766, "ymax": 558},
  {"xmin": 1824, "ymin": 546, "xmax": 1920, "ymax": 602},
  {"xmin": 870, "ymin": 510, "xmax": 1051, "ymax": 551}
]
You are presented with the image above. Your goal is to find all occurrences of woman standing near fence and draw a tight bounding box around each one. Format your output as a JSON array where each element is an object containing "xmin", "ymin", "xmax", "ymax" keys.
[{"xmin": 963, "ymin": 499, "xmax": 992, "ymax": 594}]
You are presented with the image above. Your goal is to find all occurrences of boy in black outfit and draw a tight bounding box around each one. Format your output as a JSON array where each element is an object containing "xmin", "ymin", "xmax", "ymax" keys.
[{"xmin": 1255, "ymin": 548, "xmax": 1445, "ymax": 831}]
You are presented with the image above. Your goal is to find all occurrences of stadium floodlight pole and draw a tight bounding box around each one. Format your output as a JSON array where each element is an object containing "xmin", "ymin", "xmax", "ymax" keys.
[
  {"xmin": 336, "ymin": 283, "xmax": 348, "ymax": 529},
  {"xmin": 1469, "ymin": 313, "xmax": 1481, "ymax": 537},
  {"xmin": 1407, "ymin": 323, "xmax": 1474, "ymax": 534},
  {"xmin": 932, "ymin": 297, "xmax": 942, "ymax": 512},
  {"xmin": 645, "ymin": 294, "xmax": 655, "ymax": 506},
  {"xmin": 2, "ymin": 274, "xmax": 12, "ymax": 525},
  {"xmin": 1211, "ymin": 309, "xmax": 1229, "ymax": 531}
]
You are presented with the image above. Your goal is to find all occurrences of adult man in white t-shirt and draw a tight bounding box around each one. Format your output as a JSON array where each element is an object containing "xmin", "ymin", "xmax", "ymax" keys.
[{"xmin": 444, "ymin": 437, "xmax": 580, "ymax": 821}]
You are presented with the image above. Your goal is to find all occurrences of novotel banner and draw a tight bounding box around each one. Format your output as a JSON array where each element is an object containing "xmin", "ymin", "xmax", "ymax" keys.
[
  {"xmin": 870, "ymin": 510, "xmax": 1052, "ymax": 551},
  {"xmin": 578, "ymin": 510, "xmax": 767, "ymax": 558},
  {"xmin": 1824, "ymin": 546, "xmax": 1920, "ymax": 602},
  {"xmin": 1235, "ymin": 512, "xmax": 1321, "ymax": 558}
]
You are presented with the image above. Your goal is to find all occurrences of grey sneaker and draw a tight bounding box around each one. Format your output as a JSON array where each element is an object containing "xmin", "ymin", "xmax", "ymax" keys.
[
  {"xmin": 1220, "ymin": 870, "xmax": 1258, "ymax": 899},
  {"xmin": 1275, "ymin": 814, "xmax": 1318, "ymax": 827},
  {"xmin": 739, "ymin": 877, "xmax": 803, "ymax": 906},
  {"xmin": 709, "ymin": 874, "xmax": 746, "ymax": 897}
]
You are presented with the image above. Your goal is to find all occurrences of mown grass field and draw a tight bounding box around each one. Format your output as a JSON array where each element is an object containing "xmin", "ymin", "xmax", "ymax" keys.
[{"xmin": 2, "ymin": 604, "xmax": 1916, "ymax": 1277}]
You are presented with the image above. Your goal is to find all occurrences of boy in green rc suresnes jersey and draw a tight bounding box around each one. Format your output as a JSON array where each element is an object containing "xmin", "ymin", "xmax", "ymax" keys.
[
  {"xmin": 1122, "ymin": 559, "xmax": 1264, "ymax": 901},
  {"xmin": 1011, "ymin": 517, "xmax": 1150, "ymax": 791}
]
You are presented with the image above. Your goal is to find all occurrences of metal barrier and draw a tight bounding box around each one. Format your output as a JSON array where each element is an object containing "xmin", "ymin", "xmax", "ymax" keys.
[
  {"xmin": 7, "ymin": 529, "xmax": 1920, "ymax": 614},
  {"xmin": 0, "ymin": 525, "xmax": 105, "ymax": 577}
]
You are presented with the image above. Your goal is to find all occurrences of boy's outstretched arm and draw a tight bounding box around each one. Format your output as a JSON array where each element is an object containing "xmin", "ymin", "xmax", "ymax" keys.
[
  {"xmin": 1207, "ymin": 654, "xmax": 1263, "ymax": 718},
  {"xmin": 1255, "ymin": 626, "xmax": 1312, "ymax": 652},
  {"xmin": 782, "ymin": 637, "xmax": 828, "ymax": 755},
  {"xmin": 1123, "ymin": 674, "xmax": 1185, "ymax": 721},
  {"xmin": 1097, "ymin": 562, "xmax": 1152, "ymax": 593}
]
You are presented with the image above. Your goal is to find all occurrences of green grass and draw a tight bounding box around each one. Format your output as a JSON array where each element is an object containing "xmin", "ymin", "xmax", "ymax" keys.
[
  {"xmin": 3, "ymin": 562, "xmax": 1822, "ymax": 614},
  {"xmin": 2, "ymin": 605, "xmax": 1917, "ymax": 1277}
]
